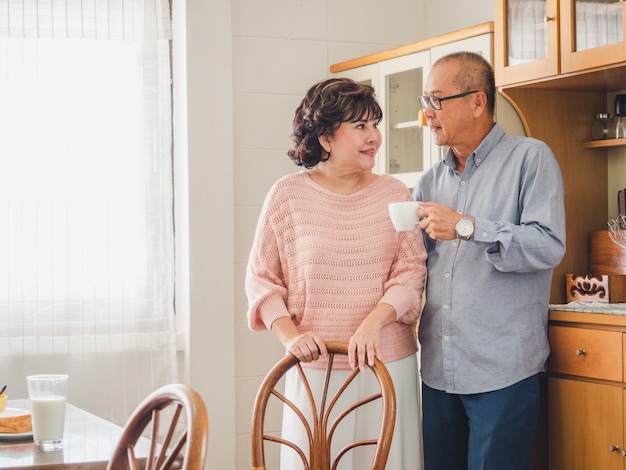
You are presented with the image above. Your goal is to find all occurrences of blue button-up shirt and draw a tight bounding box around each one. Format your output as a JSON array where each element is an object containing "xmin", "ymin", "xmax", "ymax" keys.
[{"xmin": 413, "ymin": 123, "xmax": 566, "ymax": 394}]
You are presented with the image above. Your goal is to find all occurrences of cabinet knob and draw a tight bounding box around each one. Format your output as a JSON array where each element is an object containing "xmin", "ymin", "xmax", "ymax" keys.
[
  {"xmin": 621, "ymin": 449, "xmax": 626, "ymax": 457},
  {"xmin": 609, "ymin": 445, "xmax": 620, "ymax": 453},
  {"xmin": 575, "ymin": 348, "xmax": 586, "ymax": 356}
]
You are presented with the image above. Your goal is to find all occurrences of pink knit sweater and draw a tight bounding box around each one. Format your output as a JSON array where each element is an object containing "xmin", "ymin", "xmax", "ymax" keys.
[{"xmin": 246, "ymin": 172, "xmax": 427, "ymax": 369}]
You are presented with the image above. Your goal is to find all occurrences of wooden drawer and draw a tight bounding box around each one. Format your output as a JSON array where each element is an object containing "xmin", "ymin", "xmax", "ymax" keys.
[{"xmin": 548, "ymin": 326, "xmax": 622, "ymax": 381}]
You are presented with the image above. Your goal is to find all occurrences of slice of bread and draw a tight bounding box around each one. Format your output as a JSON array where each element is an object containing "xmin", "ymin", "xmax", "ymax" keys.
[{"xmin": 0, "ymin": 408, "xmax": 32, "ymax": 433}]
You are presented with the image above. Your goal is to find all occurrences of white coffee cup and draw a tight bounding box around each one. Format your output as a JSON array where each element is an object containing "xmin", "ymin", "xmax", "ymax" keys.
[{"xmin": 388, "ymin": 201, "xmax": 421, "ymax": 231}]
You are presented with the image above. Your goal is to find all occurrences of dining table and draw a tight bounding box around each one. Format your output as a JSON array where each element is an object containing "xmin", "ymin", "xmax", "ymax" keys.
[{"xmin": 0, "ymin": 399, "xmax": 149, "ymax": 469}]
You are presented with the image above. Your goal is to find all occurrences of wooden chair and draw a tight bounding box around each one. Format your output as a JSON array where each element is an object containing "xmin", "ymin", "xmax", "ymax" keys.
[
  {"xmin": 107, "ymin": 383, "xmax": 209, "ymax": 470},
  {"xmin": 251, "ymin": 341, "xmax": 396, "ymax": 470}
]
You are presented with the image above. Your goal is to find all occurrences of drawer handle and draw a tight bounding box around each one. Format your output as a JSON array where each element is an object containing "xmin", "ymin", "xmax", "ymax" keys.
[
  {"xmin": 609, "ymin": 445, "xmax": 620, "ymax": 453},
  {"xmin": 575, "ymin": 349, "xmax": 586, "ymax": 356},
  {"xmin": 544, "ymin": 16, "xmax": 555, "ymax": 22}
]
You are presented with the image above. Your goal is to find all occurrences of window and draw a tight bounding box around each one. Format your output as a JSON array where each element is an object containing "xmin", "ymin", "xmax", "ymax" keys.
[{"xmin": 0, "ymin": 0, "xmax": 176, "ymax": 425}]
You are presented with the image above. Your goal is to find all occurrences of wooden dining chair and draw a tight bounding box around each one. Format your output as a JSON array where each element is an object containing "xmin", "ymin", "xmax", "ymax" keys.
[
  {"xmin": 251, "ymin": 341, "xmax": 396, "ymax": 470},
  {"xmin": 107, "ymin": 383, "xmax": 209, "ymax": 470}
]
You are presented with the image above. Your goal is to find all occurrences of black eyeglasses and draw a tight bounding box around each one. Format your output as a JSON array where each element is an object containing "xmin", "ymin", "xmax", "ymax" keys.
[{"xmin": 418, "ymin": 90, "xmax": 479, "ymax": 111}]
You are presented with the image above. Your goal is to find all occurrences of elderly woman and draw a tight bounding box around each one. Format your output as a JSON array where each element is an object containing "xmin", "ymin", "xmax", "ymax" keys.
[{"xmin": 246, "ymin": 78, "xmax": 427, "ymax": 469}]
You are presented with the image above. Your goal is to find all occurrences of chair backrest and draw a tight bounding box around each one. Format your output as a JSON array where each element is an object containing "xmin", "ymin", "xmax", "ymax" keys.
[
  {"xmin": 107, "ymin": 383, "xmax": 209, "ymax": 470},
  {"xmin": 251, "ymin": 341, "xmax": 396, "ymax": 470}
]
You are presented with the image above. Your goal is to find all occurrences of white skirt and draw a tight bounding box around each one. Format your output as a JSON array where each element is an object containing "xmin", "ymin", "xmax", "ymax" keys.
[{"xmin": 280, "ymin": 353, "xmax": 423, "ymax": 469}]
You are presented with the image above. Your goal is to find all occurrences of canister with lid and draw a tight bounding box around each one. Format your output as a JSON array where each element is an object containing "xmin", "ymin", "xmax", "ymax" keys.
[{"xmin": 591, "ymin": 113, "xmax": 609, "ymax": 140}]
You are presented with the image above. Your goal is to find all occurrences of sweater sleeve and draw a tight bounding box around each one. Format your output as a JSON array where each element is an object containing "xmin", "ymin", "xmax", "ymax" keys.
[
  {"xmin": 245, "ymin": 188, "xmax": 291, "ymax": 331},
  {"xmin": 379, "ymin": 207, "xmax": 427, "ymax": 325}
]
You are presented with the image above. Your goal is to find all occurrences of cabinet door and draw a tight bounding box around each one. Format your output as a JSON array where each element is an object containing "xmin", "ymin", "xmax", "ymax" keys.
[
  {"xmin": 377, "ymin": 52, "xmax": 431, "ymax": 187},
  {"xmin": 560, "ymin": 0, "xmax": 626, "ymax": 73},
  {"xmin": 494, "ymin": 0, "xmax": 560, "ymax": 86},
  {"xmin": 548, "ymin": 378, "xmax": 623, "ymax": 470}
]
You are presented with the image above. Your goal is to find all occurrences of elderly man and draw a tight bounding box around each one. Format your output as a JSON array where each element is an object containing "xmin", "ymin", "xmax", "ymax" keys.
[{"xmin": 414, "ymin": 51, "xmax": 566, "ymax": 470}]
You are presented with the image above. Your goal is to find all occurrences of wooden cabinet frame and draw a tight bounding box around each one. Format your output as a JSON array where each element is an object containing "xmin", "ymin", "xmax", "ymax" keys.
[{"xmin": 494, "ymin": 0, "xmax": 560, "ymax": 86}]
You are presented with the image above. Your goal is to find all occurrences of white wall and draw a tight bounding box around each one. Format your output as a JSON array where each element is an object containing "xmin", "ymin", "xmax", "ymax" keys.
[
  {"xmin": 173, "ymin": 1, "xmax": 235, "ymax": 468},
  {"xmin": 174, "ymin": 0, "xmax": 625, "ymax": 468},
  {"xmin": 424, "ymin": 1, "xmax": 494, "ymax": 37}
]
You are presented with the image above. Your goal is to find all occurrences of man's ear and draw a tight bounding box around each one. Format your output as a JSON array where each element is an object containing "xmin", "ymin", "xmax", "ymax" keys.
[{"xmin": 472, "ymin": 91, "xmax": 488, "ymax": 117}]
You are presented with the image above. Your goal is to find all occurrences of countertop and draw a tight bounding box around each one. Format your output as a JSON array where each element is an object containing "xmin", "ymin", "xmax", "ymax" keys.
[
  {"xmin": 549, "ymin": 302, "xmax": 626, "ymax": 326},
  {"xmin": 549, "ymin": 301, "xmax": 626, "ymax": 315}
]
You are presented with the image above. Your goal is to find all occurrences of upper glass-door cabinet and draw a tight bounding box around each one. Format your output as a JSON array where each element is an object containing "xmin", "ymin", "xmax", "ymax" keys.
[
  {"xmin": 377, "ymin": 52, "xmax": 431, "ymax": 187},
  {"xmin": 495, "ymin": 0, "xmax": 626, "ymax": 86},
  {"xmin": 560, "ymin": 0, "xmax": 626, "ymax": 73},
  {"xmin": 495, "ymin": 0, "xmax": 560, "ymax": 85}
]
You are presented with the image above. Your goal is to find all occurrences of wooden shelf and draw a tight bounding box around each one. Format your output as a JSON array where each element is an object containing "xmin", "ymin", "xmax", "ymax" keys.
[{"xmin": 582, "ymin": 138, "xmax": 626, "ymax": 148}]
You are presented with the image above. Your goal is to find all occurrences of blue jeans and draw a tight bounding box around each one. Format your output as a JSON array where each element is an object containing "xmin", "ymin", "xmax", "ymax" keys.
[{"xmin": 422, "ymin": 374, "xmax": 540, "ymax": 470}]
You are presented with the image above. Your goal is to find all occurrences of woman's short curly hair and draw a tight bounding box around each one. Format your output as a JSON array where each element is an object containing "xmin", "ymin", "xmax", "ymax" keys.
[{"xmin": 287, "ymin": 78, "xmax": 382, "ymax": 168}]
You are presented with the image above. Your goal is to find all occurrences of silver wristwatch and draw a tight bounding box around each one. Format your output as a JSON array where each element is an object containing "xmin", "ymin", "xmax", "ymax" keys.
[{"xmin": 455, "ymin": 216, "xmax": 474, "ymax": 240}]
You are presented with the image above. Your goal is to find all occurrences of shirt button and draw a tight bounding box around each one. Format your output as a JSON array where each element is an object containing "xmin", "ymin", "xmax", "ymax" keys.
[
  {"xmin": 460, "ymin": 181, "xmax": 466, "ymax": 186},
  {"xmin": 476, "ymin": 158, "xmax": 482, "ymax": 163},
  {"xmin": 443, "ymin": 305, "xmax": 449, "ymax": 310},
  {"xmin": 444, "ymin": 336, "xmax": 449, "ymax": 341},
  {"xmin": 482, "ymin": 231, "xmax": 488, "ymax": 238},
  {"xmin": 444, "ymin": 272, "xmax": 450, "ymax": 278},
  {"xmin": 452, "ymin": 241, "xmax": 458, "ymax": 247}
]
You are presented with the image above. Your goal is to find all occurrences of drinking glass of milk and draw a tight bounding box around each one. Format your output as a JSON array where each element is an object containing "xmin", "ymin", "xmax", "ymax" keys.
[{"xmin": 26, "ymin": 374, "xmax": 69, "ymax": 451}]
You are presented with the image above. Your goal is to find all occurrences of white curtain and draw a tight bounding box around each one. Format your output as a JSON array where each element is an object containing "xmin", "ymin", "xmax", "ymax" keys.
[{"xmin": 0, "ymin": 0, "xmax": 176, "ymax": 426}]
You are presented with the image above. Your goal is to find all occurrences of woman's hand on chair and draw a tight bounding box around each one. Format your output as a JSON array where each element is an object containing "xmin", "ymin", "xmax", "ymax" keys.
[
  {"xmin": 284, "ymin": 331, "xmax": 328, "ymax": 363},
  {"xmin": 271, "ymin": 317, "xmax": 328, "ymax": 362},
  {"xmin": 349, "ymin": 303, "xmax": 396, "ymax": 370}
]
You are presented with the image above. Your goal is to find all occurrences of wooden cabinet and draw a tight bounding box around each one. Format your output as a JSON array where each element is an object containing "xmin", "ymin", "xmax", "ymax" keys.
[
  {"xmin": 495, "ymin": 0, "xmax": 626, "ymax": 87},
  {"xmin": 493, "ymin": 3, "xmax": 626, "ymax": 304},
  {"xmin": 497, "ymin": 3, "xmax": 626, "ymax": 469},
  {"xmin": 548, "ymin": 311, "xmax": 626, "ymax": 469}
]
